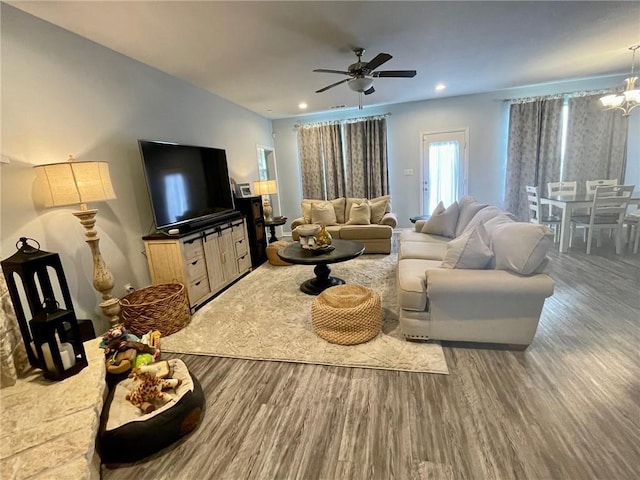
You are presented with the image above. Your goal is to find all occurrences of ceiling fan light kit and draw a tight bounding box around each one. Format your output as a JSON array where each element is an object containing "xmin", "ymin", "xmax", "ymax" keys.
[
  {"xmin": 600, "ymin": 44, "xmax": 640, "ymax": 116},
  {"xmin": 348, "ymin": 77, "xmax": 374, "ymax": 92},
  {"xmin": 314, "ymin": 48, "xmax": 417, "ymax": 109}
]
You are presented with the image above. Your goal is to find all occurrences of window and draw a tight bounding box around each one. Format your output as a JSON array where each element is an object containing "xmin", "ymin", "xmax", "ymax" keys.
[{"xmin": 421, "ymin": 130, "xmax": 468, "ymax": 214}]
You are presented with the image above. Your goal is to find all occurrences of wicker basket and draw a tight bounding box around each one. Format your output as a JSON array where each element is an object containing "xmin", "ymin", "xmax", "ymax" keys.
[{"xmin": 119, "ymin": 283, "xmax": 190, "ymax": 336}]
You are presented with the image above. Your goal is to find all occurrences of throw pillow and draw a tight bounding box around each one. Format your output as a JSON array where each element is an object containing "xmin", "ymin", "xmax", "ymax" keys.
[
  {"xmin": 488, "ymin": 222, "xmax": 554, "ymax": 275},
  {"xmin": 330, "ymin": 197, "xmax": 346, "ymax": 224},
  {"xmin": 302, "ymin": 198, "xmax": 344, "ymax": 224},
  {"xmin": 345, "ymin": 197, "xmax": 364, "ymax": 222},
  {"xmin": 441, "ymin": 222, "xmax": 494, "ymax": 269},
  {"xmin": 346, "ymin": 201, "xmax": 371, "ymax": 225},
  {"xmin": 455, "ymin": 196, "xmax": 489, "ymax": 237},
  {"xmin": 369, "ymin": 196, "xmax": 389, "ymax": 224},
  {"xmin": 420, "ymin": 201, "xmax": 460, "ymax": 238},
  {"xmin": 311, "ymin": 202, "xmax": 338, "ymax": 225}
]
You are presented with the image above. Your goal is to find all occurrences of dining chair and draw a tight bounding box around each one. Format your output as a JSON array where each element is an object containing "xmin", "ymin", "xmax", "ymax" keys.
[
  {"xmin": 583, "ymin": 179, "xmax": 619, "ymax": 241},
  {"xmin": 585, "ymin": 179, "xmax": 618, "ymax": 193},
  {"xmin": 571, "ymin": 185, "xmax": 634, "ymax": 254},
  {"xmin": 526, "ymin": 185, "xmax": 559, "ymax": 242},
  {"xmin": 546, "ymin": 180, "xmax": 586, "ymax": 240},
  {"xmin": 624, "ymin": 209, "xmax": 640, "ymax": 254},
  {"xmin": 547, "ymin": 181, "xmax": 577, "ymax": 196},
  {"xmin": 546, "ymin": 181, "xmax": 578, "ymax": 214}
]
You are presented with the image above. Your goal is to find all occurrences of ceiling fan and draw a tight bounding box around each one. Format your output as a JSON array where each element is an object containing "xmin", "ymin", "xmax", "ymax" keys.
[{"xmin": 314, "ymin": 48, "xmax": 417, "ymax": 108}]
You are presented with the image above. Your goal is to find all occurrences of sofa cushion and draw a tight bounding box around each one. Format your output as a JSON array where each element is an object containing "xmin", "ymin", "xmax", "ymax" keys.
[
  {"xmin": 340, "ymin": 224, "xmax": 392, "ymax": 240},
  {"xmin": 487, "ymin": 222, "xmax": 554, "ymax": 275},
  {"xmin": 311, "ymin": 201, "xmax": 338, "ymax": 225},
  {"xmin": 331, "ymin": 197, "xmax": 347, "ymax": 224},
  {"xmin": 421, "ymin": 201, "xmax": 459, "ymax": 238},
  {"xmin": 463, "ymin": 205, "xmax": 508, "ymax": 234},
  {"xmin": 326, "ymin": 225, "xmax": 342, "ymax": 238},
  {"xmin": 347, "ymin": 201, "xmax": 371, "ymax": 225},
  {"xmin": 455, "ymin": 196, "xmax": 489, "ymax": 237},
  {"xmin": 399, "ymin": 241, "xmax": 449, "ymax": 261},
  {"xmin": 400, "ymin": 229, "xmax": 451, "ymax": 244},
  {"xmin": 398, "ymin": 259, "xmax": 442, "ymax": 311},
  {"xmin": 441, "ymin": 222, "xmax": 493, "ymax": 269}
]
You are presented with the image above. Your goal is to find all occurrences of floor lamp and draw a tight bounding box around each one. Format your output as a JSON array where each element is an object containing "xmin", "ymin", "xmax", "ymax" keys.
[
  {"xmin": 253, "ymin": 179, "xmax": 278, "ymax": 221},
  {"xmin": 33, "ymin": 155, "xmax": 121, "ymax": 326}
]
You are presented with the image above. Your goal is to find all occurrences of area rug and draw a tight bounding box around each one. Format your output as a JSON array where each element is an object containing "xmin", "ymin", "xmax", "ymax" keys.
[{"xmin": 162, "ymin": 252, "xmax": 448, "ymax": 374}]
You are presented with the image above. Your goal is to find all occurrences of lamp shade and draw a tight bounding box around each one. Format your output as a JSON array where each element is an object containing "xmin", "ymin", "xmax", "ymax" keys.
[
  {"xmin": 253, "ymin": 179, "xmax": 278, "ymax": 196},
  {"xmin": 34, "ymin": 157, "xmax": 116, "ymax": 208}
]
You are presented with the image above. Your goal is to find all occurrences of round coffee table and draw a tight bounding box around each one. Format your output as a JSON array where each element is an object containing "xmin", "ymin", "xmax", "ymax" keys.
[{"xmin": 277, "ymin": 239, "xmax": 365, "ymax": 295}]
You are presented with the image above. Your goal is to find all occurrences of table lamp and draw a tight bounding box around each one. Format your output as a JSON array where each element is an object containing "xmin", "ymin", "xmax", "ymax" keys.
[
  {"xmin": 253, "ymin": 179, "xmax": 278, "ymax": 221},
  {"xmin": 33, "ymin": 155, "xmax": 121, "ymax": 326}
]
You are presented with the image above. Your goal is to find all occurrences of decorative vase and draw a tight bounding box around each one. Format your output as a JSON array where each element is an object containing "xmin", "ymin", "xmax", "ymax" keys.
[{"xmin": 315, "ymin": 224, "xmax": 332, "ymax": 246}]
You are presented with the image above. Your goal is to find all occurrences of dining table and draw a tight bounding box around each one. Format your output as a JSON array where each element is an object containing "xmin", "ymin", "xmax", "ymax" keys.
[{"xmin": 540, "ymin": 192, "xmax": 640, "ymax": 253}]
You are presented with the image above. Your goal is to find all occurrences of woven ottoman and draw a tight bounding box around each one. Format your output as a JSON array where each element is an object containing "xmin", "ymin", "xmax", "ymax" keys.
[
  {"xmin": 267, "ymin": 240, "xmax": 293, "ymax": 266},
  {"xmin": 311, "ymin": 284, "xmax": 382, "ymax": 345}
]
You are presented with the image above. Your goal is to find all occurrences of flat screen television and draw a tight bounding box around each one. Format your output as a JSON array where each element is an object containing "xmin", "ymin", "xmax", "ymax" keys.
[{"xmin": 138, "ymin": 140, "xmax": 236, "ymax": 232}]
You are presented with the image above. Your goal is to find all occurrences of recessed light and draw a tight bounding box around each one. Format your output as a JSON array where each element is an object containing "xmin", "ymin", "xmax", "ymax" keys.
[
  {"xmin": 435, "ymin": 83, "xmax": 446, "ymax": 91},
  {"xmin": 298, "ymin": 102, "xmax": 308, "ymax": 109}
]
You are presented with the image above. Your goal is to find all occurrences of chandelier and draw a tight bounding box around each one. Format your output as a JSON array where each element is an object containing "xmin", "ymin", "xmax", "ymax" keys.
[{"xmin": 600, "ymin": 44, "xmax": 640, "ymax": 116}]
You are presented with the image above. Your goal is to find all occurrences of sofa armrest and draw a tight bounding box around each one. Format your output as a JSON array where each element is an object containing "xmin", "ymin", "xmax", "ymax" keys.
[
  {"xmin": 290, "ymin": 217, "xmax": 306, "ymax": 230},
  {"xmin": 290, "ymin": 217, "xmax": 306, "ymax": 240},
  {"xmin": 422, "ymin": 268, "xmax": 554, "ymax": 345},
  {"xmin": 415, "ymin": 219, "xmax": 427, "ymax": 232},
  {"xmin": 380, "ymin": 212, "xmax": 397, "ymax": 227},
  {"xmin": 426, "ymin": 268, "xmax": 554, "ymax": 298}
]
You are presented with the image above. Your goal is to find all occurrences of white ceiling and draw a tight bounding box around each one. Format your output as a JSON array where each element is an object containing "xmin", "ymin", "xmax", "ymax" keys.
[{"xmin": 9, "ymin": 1, "xmax": 640, "ymax": 119}]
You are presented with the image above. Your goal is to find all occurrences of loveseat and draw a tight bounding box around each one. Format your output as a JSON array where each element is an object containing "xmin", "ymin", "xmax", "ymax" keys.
[
  {"xmin": 291, "ymin": 196, "xmax": 398, "ymax": 254},
  {"xmin": 398, "ymin": 196, "xmax": 555, "ymax": 349}
]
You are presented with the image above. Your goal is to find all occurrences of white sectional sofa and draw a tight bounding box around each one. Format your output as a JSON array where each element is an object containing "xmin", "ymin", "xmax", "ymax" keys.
[{"xmin": 398, "ymin": 196, "xmax": 555, "ymax": 349}]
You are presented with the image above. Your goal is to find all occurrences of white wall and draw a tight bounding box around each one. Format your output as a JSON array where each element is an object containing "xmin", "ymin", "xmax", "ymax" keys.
[
  {"xmin": 0, "ymin": 5, "xmax": 274, "ymax": 333},
  {"xmin": 273, "ymin": 78, "xmax": 640, "ymax": 231}
]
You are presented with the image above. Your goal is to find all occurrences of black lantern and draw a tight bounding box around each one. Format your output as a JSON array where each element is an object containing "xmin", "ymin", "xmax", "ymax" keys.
[{"xmin": 1, "ymin": 238, "xmax": 88, "ymax": 380}]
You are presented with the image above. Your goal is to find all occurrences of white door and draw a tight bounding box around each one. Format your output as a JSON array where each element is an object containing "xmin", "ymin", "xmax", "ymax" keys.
[{"xmin": 421, "ymin": 130, "xmax": 468, "ymax": 215}]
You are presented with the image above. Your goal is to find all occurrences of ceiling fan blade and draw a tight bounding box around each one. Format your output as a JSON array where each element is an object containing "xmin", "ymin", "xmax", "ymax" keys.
[
  {"xmin": 363, "ymin": 86, "xmax": 375, "ymax": 95},
  {"xmin": 313, "ymin": 69, "xmax": 351, "ymax": 75},
  {"xmin": 373, "ymin": 70, "xmax": 417, "ymax": 78},
  {"xmin": 364, "ymin": 53, "xmax": 392, "ymax": 72},
  {"xmin": 315, "ymin": 78, "xmax": 350, "ymax": 93}
]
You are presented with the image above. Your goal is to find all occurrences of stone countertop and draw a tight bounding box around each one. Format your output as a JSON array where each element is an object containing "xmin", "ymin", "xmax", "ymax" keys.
[{"xmin": 0, "ymin": 338, "xmax": 106, "ymax": 480}]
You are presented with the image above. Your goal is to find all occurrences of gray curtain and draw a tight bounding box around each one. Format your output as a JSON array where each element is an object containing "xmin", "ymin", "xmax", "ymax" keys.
[
  {"xmin": 505, "ymin": 98, "xmax": 563, "ymax": 221},
  {"xmin": 321, "ymin": 124, "xmax": 345, "ymax": 199},
  {"xmin": 297, "ymin": 124, "xmax": 344, "ymax": 200},
  {"xmin": 344, "ymin": 118, "xmax": 389, "ymax": 198},
  {"xmin": 563, "ymin": 95, "xmax": 628, "ymax": 193}
]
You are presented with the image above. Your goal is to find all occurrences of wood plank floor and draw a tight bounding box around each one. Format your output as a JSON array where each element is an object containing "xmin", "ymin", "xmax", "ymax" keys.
[{"xmin": 102, "ymin": 237, "xmax": 640, "ymax": 480}]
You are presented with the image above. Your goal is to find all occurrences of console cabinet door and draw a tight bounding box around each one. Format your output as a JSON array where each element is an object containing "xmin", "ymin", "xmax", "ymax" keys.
[
  {"xmin": 202, "ymin": 230, "xmax": 226, "ymax": 293},
  {"xmin": 218, "ymin": 227, "xmax": 238, "ymax": 282}
]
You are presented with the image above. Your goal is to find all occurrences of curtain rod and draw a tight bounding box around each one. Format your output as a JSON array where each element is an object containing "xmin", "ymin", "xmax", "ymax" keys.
[
  {"xmin": 502, "ymin": 88, "xmax": 618, "ymax": 104},
  {"xmin": 294, "ymin": 112, "xmax": 391, "ymax": 130}
]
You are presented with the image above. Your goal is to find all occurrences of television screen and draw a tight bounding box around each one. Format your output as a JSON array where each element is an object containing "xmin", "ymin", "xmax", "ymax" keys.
[{"xmin": 138, "ymin": 140, "xmax": 235, "ymax": 231}]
